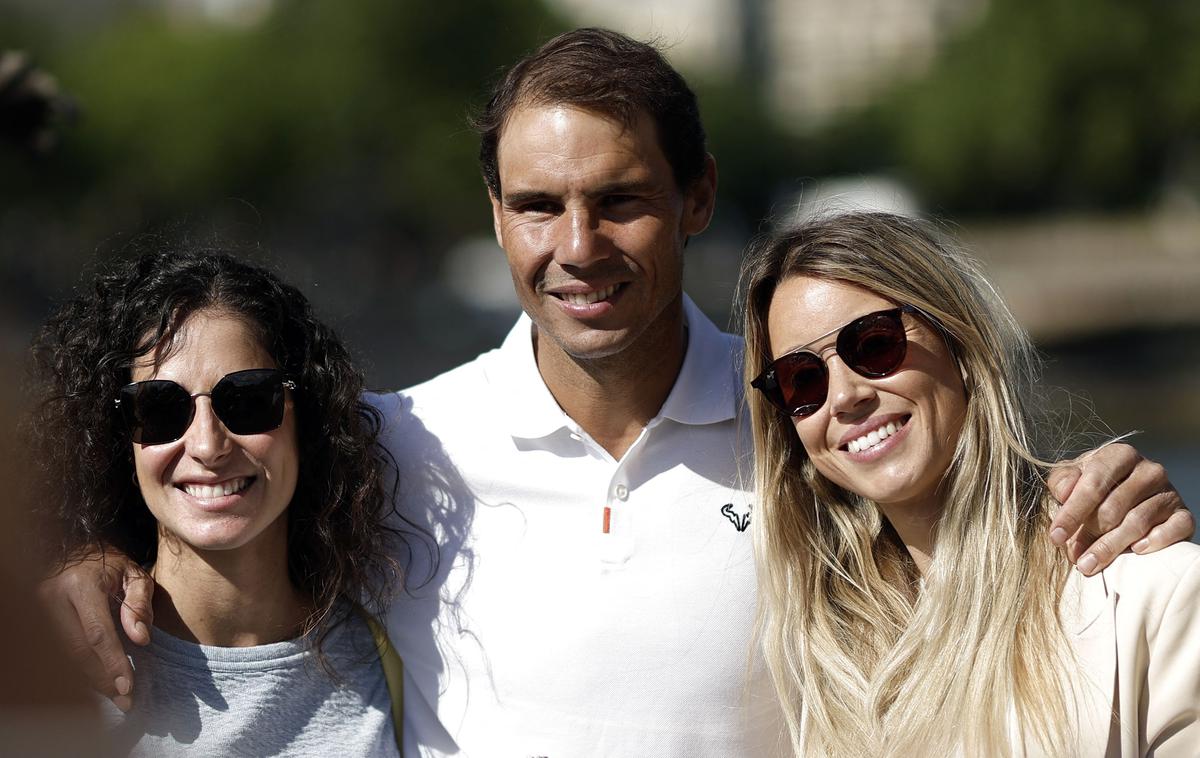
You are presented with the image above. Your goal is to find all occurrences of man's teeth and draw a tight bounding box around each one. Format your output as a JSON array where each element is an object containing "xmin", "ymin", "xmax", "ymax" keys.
[
  {"xmin": 561, "ymin": 284, "xmax": 618, "ymax": 305},
  {"xmin": 847, "ymin": 421, "xmax": 903, "ymax": 454},
  {"xmin": 183, "ymin": 478, "xmax": 251, "ymax": 499}
]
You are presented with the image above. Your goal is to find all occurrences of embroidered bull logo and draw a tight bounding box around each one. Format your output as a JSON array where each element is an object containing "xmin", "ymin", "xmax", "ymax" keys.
[{"xmin": 721, "ymin": 502, "xmax": 751, "ymax": 532}]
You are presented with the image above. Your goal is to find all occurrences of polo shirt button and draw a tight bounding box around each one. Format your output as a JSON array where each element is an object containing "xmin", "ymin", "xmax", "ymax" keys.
[{"xmin": 615, "ymin": 484, "xmax": 628, "ymax": 501}]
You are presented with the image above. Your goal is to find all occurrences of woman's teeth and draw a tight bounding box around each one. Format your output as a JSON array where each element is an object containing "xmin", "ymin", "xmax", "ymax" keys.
[
  {"xmin": 847, "ymin": 420, "xmax": 904, "ymax": 454},
  {"xmin": 182, "ymin": 478, "xmax": 251, "ymax": 499},
  {"xmin": 560, "ymin": 284, "xmax": 618, "ymax": 305}
]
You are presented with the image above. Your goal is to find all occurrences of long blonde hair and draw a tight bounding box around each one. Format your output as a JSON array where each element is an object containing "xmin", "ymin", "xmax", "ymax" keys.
[{"xmin": 739, "ymin": 212, "xmax": 1075, "ymax": 756}]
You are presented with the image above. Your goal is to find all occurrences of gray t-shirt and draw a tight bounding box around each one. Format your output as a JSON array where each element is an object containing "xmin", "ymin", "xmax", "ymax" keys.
[{"xmin": 102, "ymin": 614, "xmax": 397, "ymax": 757}]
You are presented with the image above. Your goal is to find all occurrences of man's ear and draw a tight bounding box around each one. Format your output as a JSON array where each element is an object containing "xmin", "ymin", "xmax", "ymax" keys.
[
  {"xmin": 682, "ymin": 154, "xmax": 718, "ymax": 237},
  {"xmin": 489, "ymin": 191, "xmax": 504, "ymax": 248}
]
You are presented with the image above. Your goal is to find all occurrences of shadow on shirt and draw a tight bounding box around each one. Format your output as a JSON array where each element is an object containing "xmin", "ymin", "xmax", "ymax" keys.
[{"xmin": 371, "ymin": 391, "xmax": 477, "ymax": 755}]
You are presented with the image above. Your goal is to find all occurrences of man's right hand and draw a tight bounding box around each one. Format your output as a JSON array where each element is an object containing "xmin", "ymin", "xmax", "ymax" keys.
[{"xmin": 37, "ymin": 550, "xmax": 155, "ymax": 711}]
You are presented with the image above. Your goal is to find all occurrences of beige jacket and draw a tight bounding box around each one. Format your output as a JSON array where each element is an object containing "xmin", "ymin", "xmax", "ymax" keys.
[{"xmin": 1063, "ymin": 541, "xmax": 1200, "ymax": 756}]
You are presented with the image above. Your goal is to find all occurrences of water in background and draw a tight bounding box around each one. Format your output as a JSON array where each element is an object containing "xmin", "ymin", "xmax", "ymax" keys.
[
  {"xmin": 1042, "ymin": 326, "xmax": 1200, "ymax": 543},
  {"xmin": 1140, "ymin": 445, "xmax": 1200, "ymax": 543}
]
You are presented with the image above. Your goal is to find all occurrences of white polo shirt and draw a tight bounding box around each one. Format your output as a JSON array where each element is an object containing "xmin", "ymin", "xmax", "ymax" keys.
[{"xmin": 375, "ymin": 296, "xmax": 784, "ymax": 757}]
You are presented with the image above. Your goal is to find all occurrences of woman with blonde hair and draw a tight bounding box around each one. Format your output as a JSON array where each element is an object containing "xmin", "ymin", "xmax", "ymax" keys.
[{"xmin": 739, "ymin": 211, "xmax": 1199, "ymax": 756}]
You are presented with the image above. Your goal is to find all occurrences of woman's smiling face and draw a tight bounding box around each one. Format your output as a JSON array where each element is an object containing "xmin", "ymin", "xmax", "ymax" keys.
[
  {"xmin": 130, "ymin": 310, "xmax": 299, "ymax": 556},
  {"xmin": 766, "ymin": 276, "xmax": 967, "ymax": 514}
]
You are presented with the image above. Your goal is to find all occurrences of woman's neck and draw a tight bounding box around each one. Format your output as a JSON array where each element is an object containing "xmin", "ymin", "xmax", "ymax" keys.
[
  {"xmin": 877, "ymin": 495, "xmax": 943, "ymax": 576},
  {"xmin": 149, "ymin": 525, "xmax": 310, "ymax": 647}
]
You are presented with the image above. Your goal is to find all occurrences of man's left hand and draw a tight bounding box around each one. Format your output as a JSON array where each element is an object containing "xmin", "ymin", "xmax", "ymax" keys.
[{"xmin": 1047, "ymin": 442, "xmax": 1193, "ymax": 575}]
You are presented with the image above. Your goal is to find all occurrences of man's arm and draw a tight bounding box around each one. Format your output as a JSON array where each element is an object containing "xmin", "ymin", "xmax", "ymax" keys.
[
  {"xmin": 38, "ymin": 552, "xmax": 155, "ymax": 711},
  {"xmin": 40, "ymin": 445, "xmax": 1192, "ymax": 701},
  {"xmin": 1047, "ymin": 442, "xmax": 1193, "ymax": 576}
]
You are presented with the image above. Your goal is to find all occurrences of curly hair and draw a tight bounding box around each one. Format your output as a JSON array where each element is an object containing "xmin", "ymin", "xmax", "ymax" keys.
[{"xmin": 28, "ymin": 241, "xmax": 414, "ymax": 664}]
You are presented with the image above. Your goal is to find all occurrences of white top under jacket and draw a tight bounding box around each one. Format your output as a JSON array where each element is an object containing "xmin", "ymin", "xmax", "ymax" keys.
[{"xmin": 372, "ymin": 296, "xmax": 786, "ymax": 757}]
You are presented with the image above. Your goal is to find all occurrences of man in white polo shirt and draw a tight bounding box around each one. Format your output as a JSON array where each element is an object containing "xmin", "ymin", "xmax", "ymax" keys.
[
  {"xmin": 371, "ymin": 28, "xmax": 1193, "ymax": 756},
  {"xmin": 370, "ymin": 30, "xmax": 776, "ymax": 753},
  {"xmin": 44, "ymin": 26, "xmax": 1194, "ymax": 758},
  {"xmin": 375, "ymin": 295, "xmax": 768, "ymax": 755}
]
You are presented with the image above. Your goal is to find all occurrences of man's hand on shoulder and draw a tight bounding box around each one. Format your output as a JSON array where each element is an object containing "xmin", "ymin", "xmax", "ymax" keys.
[
  {"xmin": 37, "ymin": 549, "xmax": 156, "ymax": 711},
  {"xmin": 1047, "ymin": 442, "xmax": 1193, "ymax": 575}
]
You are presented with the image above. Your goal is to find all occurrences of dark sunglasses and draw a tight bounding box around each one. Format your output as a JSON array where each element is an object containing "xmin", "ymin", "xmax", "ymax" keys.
[
  {"xmin": 751, "ymin": 306, "xmax": 919, "ymax": 417},
  {"xmin": 114, "ymin": 368, "xmax": 296, "ymax": 445}
]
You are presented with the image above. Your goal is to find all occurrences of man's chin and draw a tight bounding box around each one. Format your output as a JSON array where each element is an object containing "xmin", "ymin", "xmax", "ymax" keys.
[
  {"xmin": 527, "ymin": 295, "xmax": 683, "ymax": 365},
  {"xmin": 553, "ymin": 332, "xmax": 636, "ymax": 362},
  {"xmin": 532, "ymin": 318, "xmax": 638, "ymax": 362}
]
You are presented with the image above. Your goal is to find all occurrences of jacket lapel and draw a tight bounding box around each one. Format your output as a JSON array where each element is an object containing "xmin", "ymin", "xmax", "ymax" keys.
[{"xmin": 1062, "ymin": 571, "xmax": 1120, "ymax": 756}]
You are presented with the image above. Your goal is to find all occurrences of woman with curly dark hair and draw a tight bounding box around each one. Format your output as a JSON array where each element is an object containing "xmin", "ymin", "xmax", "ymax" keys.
[{"xmin": 28, "ymin": 246, "xmax": 407, "ymax": 756}]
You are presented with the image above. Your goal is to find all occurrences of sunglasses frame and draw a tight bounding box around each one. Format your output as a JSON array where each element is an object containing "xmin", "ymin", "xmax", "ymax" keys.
[
  {"xmin": 751, "ymin": 305, "xmax": 922, "ymax": 418},
  {"xmin": 114, "ymin": 368, "xmax": 297, "ymax": 445}
]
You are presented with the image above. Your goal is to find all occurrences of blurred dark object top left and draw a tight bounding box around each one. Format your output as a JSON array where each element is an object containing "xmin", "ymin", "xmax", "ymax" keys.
[{"xmin": 0, "ymin": 50, "xmax": 78, "ymax": 154}]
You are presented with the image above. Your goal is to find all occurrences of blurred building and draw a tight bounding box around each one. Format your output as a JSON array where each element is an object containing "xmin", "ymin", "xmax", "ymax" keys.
[
  {"xmin": 766, "ymin": 0, "xmax": 986, "ymax": 128},
  {"xmin": 546, "ymin": 0, "xmax": 987, "ymax": 129},
  {"xmin": 547, "ymin": 0, "xmax": 743, "ymax": 74},
  {"xmin": 12, "ymin": 0, "xmax": 986, "ymax": 127}
]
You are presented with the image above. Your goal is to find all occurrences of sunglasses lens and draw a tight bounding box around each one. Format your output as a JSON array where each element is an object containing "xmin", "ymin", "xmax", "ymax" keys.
[
  {"xmin": 211, "ymin": 369, "xmax": 287, "ymax": 435},
  {"xmin": 774, "ymin": 352, "xmax": 827, "ymax": 417},
  {"xmin": 754, "ymin": 308, "xmax": 914, "ymax": 417},
  {"xmin": 840, "ymin": 310, "xmax": 908, "ymax": 377},
  {"xmin": 120, "ymin": 380, "xmax": 193, "ymax": 445}
]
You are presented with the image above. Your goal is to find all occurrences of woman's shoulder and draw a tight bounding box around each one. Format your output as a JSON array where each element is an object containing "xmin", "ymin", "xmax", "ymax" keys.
[
  {"xmin": 1076, "ymin": 542, "xmax": 1200, "ymax": 625},
  {"xmin": 102, "ymin": 613, "xmax": 396, "ymax": 756},
  {"xmin": 1100, "ymin": 541, "xmax": 1200, "ymax": 590},
  {"xmin": 1074, "ymin": 544, "xmax": 1200, "ymax": 754}
]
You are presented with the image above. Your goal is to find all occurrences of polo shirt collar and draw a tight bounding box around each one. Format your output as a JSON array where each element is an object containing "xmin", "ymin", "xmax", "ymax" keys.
[
  {"xmin": 491, "ymin": 315, "xmax": 563, "ymax": 439},
  {"xmin": 658, "ymin": 295, "xmax": 741, "ymax": 426},
  {"xmin": 492, "ymin": 295, "xmax": 740, "ymax": 440}
]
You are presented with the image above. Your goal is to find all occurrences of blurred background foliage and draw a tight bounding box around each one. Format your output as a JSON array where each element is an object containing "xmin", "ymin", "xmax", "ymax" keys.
[
  {"xmin": 1, "ymin": 0, "xmax": 1197, "ymax": 510},
  {"xmin": 805, "ymin": 0, "xmax": 1200, "ymax": 214},
  {"xmin": 3, "ymin": 0, "xmax": 565, "ymax": 258},
  {"xmin": 1, "ymin": 0, "xmax": 576, "ymax": 377},
  {"xmin": 6, "ymin": 0, "xmax": 1197, "ymax": 274}
]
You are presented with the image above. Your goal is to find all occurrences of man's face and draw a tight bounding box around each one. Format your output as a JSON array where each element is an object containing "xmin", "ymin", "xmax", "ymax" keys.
[{"xmin": 490, "ymin": 104, "xmax": 715, "ymax": 362}]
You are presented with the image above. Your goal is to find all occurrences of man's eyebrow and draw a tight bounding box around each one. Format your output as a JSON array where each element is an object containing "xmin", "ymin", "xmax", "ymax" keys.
[
  {"xmin": 502, "ymin": 179, "xmax": 657, "ymax": 206},
  {"xmin": 501, "ymin": 189, "xmax": 554, "ymax": 206},
  {"xmin": 586, "ymin": 179, "xmax": 656, "ymax": 198}
]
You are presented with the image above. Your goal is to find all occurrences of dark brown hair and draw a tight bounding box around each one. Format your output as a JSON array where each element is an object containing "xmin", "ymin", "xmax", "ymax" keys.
[
  {"xmin": 28, "ymin": 241, "xmax": 426, "ymax": 666},
  {"xmin": 474, "ymin": 27, "xmax": 707, "ymax": 198}
]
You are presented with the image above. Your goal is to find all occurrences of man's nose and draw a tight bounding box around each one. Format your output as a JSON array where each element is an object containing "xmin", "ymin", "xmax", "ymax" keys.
[{"xmin": 554, "ymin": 206, "xmax": 606, "ymax": 267}]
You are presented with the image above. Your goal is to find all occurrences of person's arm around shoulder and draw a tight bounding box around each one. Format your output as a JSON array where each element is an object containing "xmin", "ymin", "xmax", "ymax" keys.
[
  {"xmin": 37, "ymin": 550, "xmax": 155, "ymax": 711},
  {"xmin": 1046, "ymin": 443, "xmax": 1194, "ymax": 574}
]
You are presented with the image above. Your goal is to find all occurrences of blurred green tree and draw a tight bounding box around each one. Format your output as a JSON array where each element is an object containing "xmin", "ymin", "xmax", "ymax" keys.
[
  {"xmin": 695, "ymin": 75, "xmax": 804, "ymax": 229},
  {"xmin": 807, "ymin": 0, "xmax": 1200, "ymax": 214},
  {"xmin": 0, "ymin": 4, "xmax": 800, "ymax": 385},
  {"xmin": 1, "ymin": 0, "xmax": 568, "ymax": 255}
]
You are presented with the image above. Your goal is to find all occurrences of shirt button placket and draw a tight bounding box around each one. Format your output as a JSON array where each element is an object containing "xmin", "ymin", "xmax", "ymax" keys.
[{"xmin": 600, "ymin": 474, "xmax": 633, "ymax": 565}]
